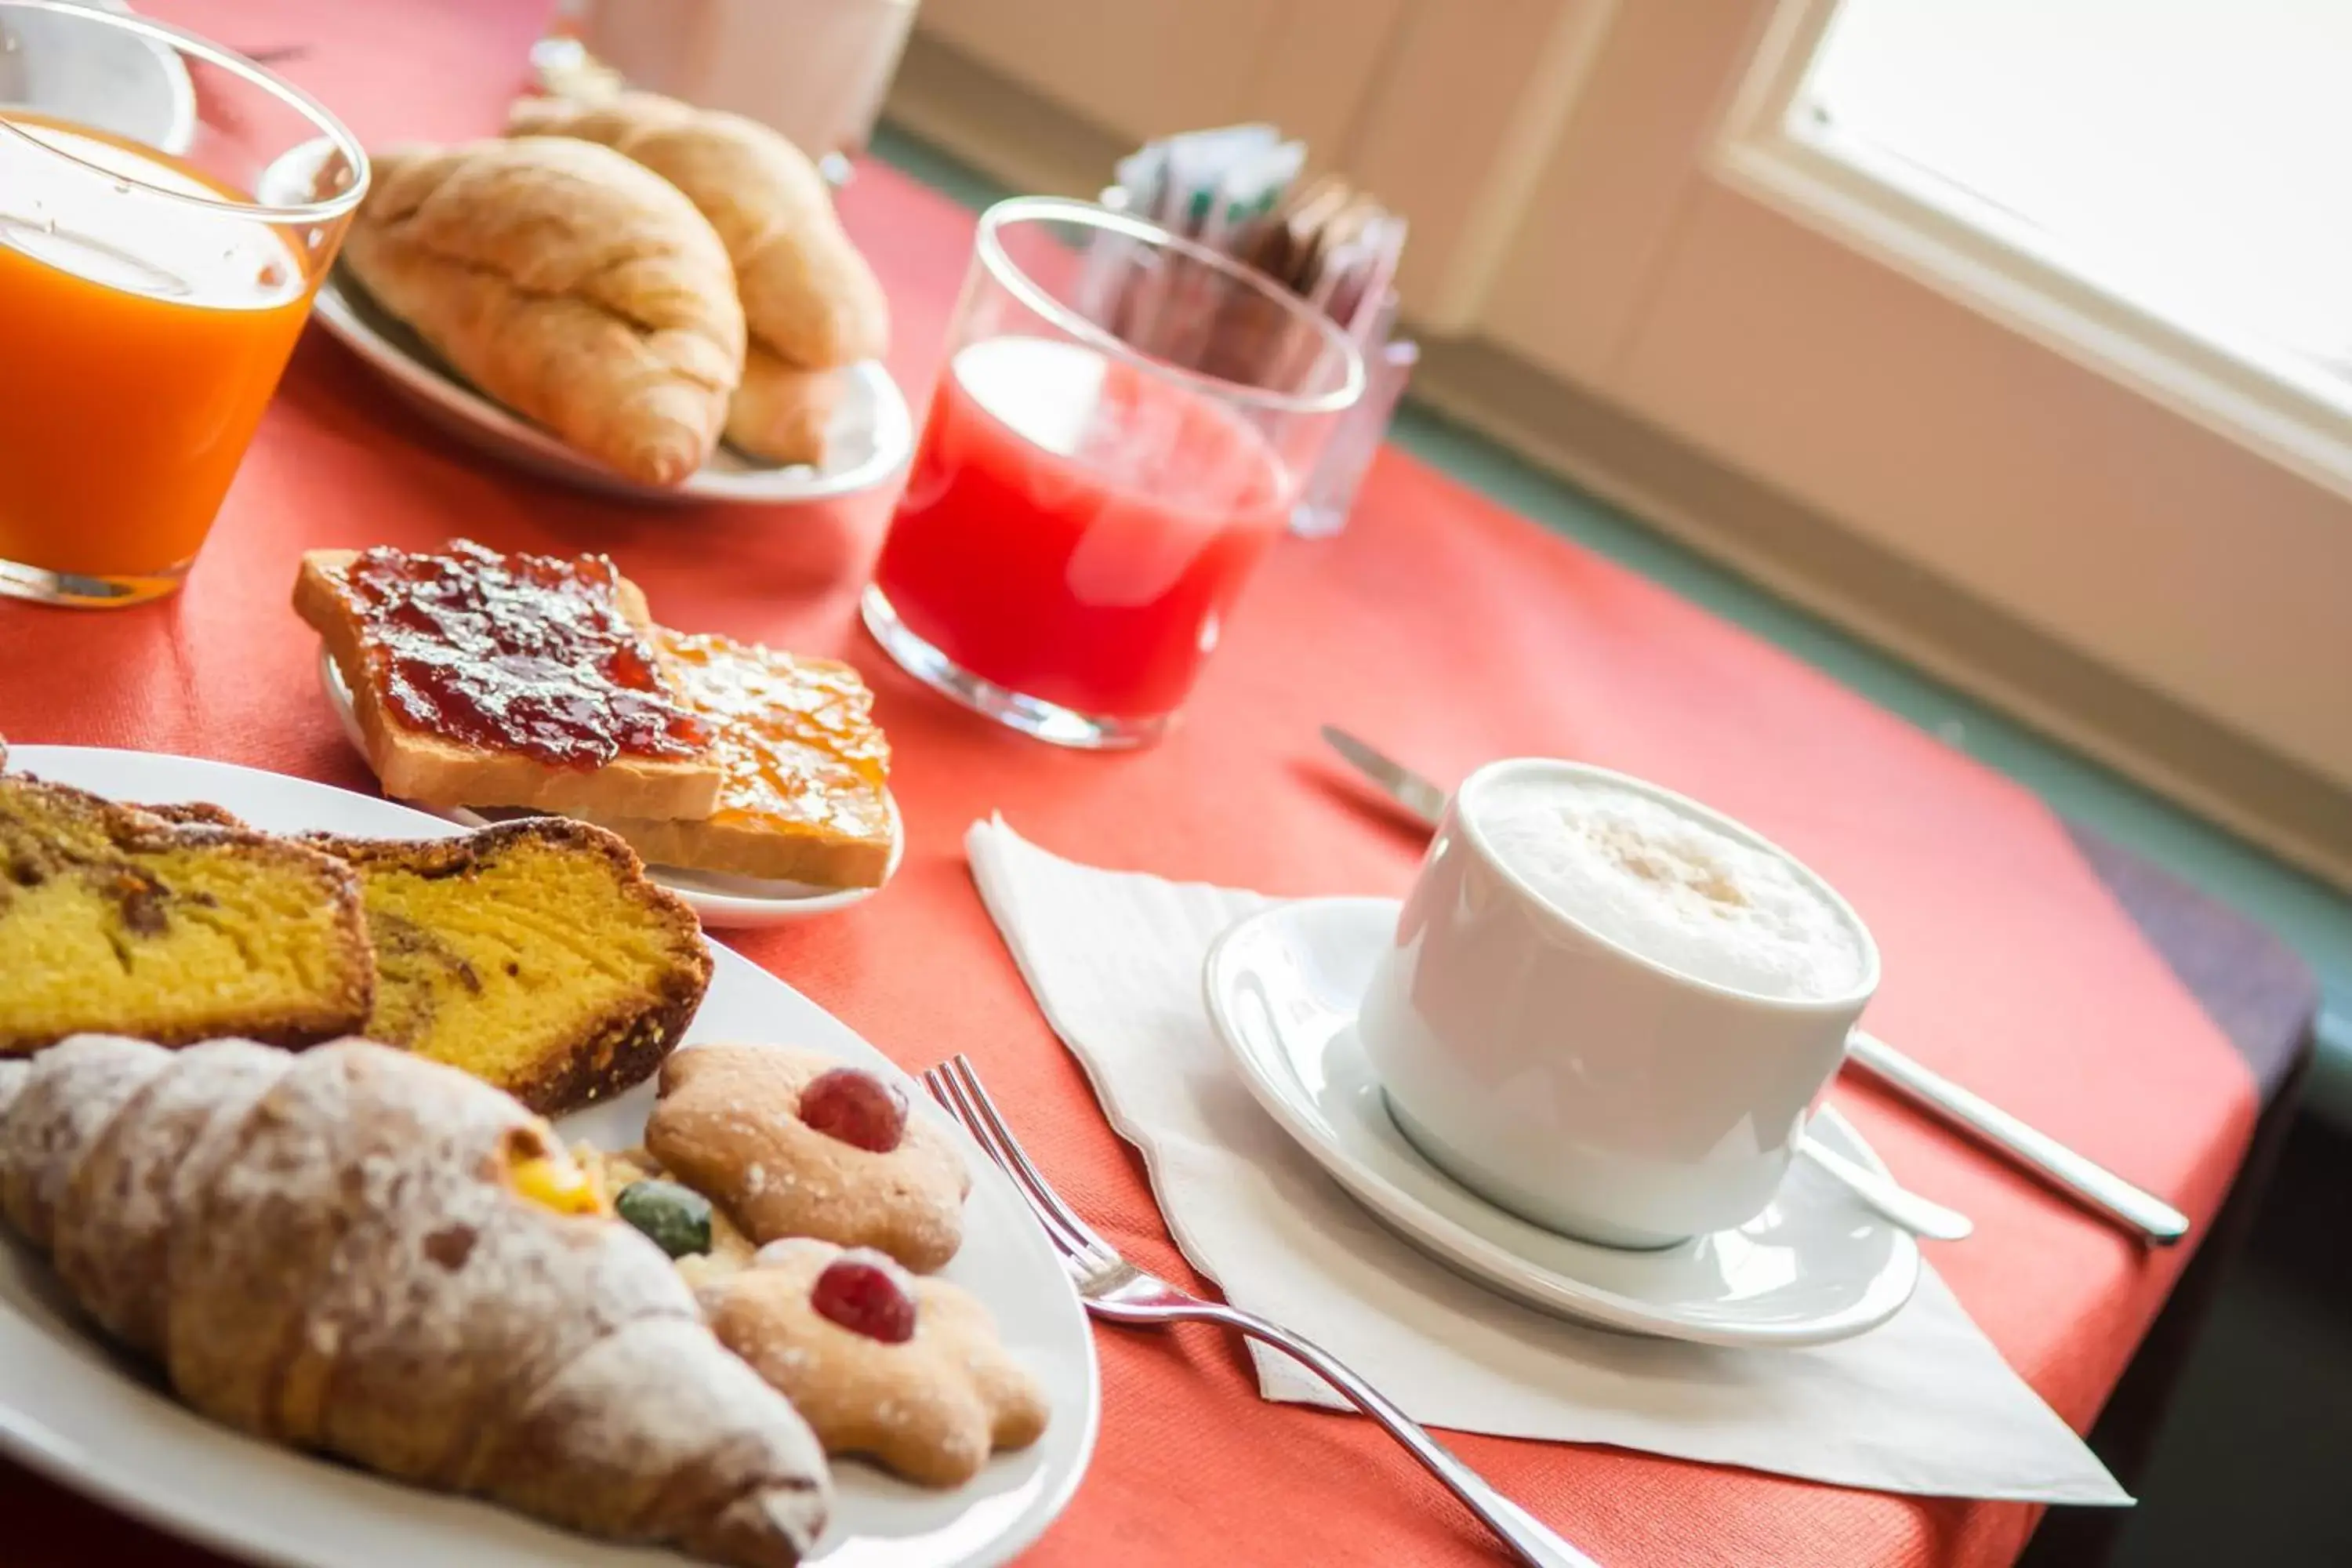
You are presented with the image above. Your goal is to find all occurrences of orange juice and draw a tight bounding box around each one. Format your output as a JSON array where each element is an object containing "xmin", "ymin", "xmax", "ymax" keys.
[{"xmin": 0, "ymin": 114, "xmax": 321, "ymax": 588}]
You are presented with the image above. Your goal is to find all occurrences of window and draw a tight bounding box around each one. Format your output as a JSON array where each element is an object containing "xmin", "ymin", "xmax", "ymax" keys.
[
  {"xmin": 1470, "ymin": 0, "xmax": 2352, "ymax": 881},
  {"xmin": 1804, "ymin": 0, "xmax": 2352, "ymax": 412}
]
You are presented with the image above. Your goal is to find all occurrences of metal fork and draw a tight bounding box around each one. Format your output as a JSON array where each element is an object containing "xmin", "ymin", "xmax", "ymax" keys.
[{"xmin": 923, "ymin": 1054, "xmax": 1604, "ymax": 1568}]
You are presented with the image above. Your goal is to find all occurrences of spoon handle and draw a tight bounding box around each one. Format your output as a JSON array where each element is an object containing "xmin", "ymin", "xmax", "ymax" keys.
[
  {"xmin": 1846, "ymin": 1031, "xmax": 2189, "ymax": 1244},
  {"xmin": 1798, "ymin": 1134, "xmax": 1974, "ymax": 1242}
]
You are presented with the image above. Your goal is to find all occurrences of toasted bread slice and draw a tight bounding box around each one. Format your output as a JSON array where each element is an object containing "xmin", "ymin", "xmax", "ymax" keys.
[
  {"xmin": 294, "ymin": 543, "xmax": 724, "ymax": 822},
  {"xmin": 575, "ymin": 631, "xmax": 893, "ymax": 888},
  {"xmin": 0, "ymin": 775, "xmax": 373, "ymax": 1054},
  {"xmin": 306, "ymin": 818, "xmax": 710, "ymax": 1114}
]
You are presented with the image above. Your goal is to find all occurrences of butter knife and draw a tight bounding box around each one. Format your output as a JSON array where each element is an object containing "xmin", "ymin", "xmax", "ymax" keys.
[
  {"xmin": 1316, "ymin": 725, "xmax": 2192, "ymax": 1246},
  {"xmin": 1321, "ymin": 724, "xmax": 1449, "ymax": 826}
]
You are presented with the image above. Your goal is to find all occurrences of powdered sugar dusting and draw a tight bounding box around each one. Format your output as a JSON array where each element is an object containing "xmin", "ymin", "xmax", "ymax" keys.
[
  {"xmin": 54, "ymin": 1037, "xmax": 293, "ymax": 1352},
  {"xmin": 485, "ymin": 1313, "xmax": 829, "ymax": 1548},
  {"xmin": 0, "ymin": 1034, "xmax": 164, "ymax": 1247}
]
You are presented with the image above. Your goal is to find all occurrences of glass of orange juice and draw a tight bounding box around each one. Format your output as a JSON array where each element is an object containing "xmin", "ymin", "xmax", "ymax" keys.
[{"xmin": 0, "ymin": 1, "xmax": 366, "ymax": 607}]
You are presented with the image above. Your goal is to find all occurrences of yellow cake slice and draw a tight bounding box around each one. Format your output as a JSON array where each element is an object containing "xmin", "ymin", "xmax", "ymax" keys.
[
  {"xmin": 572, "ymin": 630, "xmax": 893, "ymax": 889},
  {"xmin": 306, "ymin": 818, "xmax": 712, "ymax": 1113},
  {"xmin": 0, "ymin": 775, "xmax": 372, "ymax": 1054}
]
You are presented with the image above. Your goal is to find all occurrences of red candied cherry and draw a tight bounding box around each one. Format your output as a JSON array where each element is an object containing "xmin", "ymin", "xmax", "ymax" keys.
[
  {"xmin": 811, "ymin": 1250, "xmax": 917, "ymax": 1343},
  {"xmin": 799, "ymin": 1066, "xmax": 907, "ymax": 1152}
]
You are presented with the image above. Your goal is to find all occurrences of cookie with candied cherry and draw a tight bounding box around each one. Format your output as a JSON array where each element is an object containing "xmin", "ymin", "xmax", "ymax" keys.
[
  {"xmin": 644, "ymin": 1044, "xmax": 968, "ymax": 1270},
  {"xmin": 700, "ymin": 1238, "xmax": 1049, "ymax": 1486}
]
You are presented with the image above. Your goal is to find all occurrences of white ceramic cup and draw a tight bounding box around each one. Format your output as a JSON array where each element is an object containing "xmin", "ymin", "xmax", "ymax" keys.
[
  {"xmin": 1355, "ymin": 759, "xmax": 1881, "ymax": 1248},
  {"xmin": 575, "ymin": 0, "xmax": 916, "ymax": 156}
]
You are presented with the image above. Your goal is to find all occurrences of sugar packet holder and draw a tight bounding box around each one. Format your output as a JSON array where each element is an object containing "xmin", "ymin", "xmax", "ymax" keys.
[{"xmin": 1096, "ymin": 183, "xmax": 1417, "ymax": 539}]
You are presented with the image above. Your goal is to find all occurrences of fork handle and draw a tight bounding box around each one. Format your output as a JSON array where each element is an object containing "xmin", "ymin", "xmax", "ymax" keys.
[{"xmin": 1178, "ymin": 1301, "xmax": 1605, "ymax": 1568}]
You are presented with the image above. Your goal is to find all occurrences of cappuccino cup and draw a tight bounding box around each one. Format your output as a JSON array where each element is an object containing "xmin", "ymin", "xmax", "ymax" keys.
[{"xmin": 1356, "ymin": 759, "xmax": 1879, "ymax": 1248}]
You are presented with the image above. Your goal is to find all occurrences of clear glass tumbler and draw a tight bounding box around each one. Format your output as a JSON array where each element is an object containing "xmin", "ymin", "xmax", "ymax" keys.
[
  {"xmin": 0, "ymin": 1, "xmax": 366, "ymax": 607},
  {"xmin": 864, "ymin": 196, "xmax": 1363, "ymax": 748}
]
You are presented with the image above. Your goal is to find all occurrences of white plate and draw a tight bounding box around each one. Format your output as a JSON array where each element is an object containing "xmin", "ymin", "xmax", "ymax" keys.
[
  {"xmin": 0, "ymin": 745, "xmax": 1098, "ymax": 1568},
  {"xmin": 318, "ymin": 651, "xmax": 902, "ymax": 929},
  {"xmin": 1202, "ymin": 896, "xmax": 1920, "ymax": 1348},
  {"xmin": 310, "ymin": 267, "xmax": 913, "ymax": 506}
]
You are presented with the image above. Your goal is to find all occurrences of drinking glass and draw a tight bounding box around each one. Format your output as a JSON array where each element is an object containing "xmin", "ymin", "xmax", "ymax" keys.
[
  {"xmin": 565, "ymin": 0, "xmax": 916, "ymax": 159},
  {"xmin": 0, "ymin": 0, "xmax": 366, "ymax": 607},
  {"xmin": 863, "ymin": 196, "xmax": 1363, "ymax": 748},
  {"xmin": 1290, "ymin": 335, "xmax": 1417, "ymax": 538}
]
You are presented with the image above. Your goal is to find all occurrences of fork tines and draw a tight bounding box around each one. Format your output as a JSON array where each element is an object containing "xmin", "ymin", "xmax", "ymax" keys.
[{"xmin": 921, "ymin": 1055, "xmax": 1114, "ymax": 1267}]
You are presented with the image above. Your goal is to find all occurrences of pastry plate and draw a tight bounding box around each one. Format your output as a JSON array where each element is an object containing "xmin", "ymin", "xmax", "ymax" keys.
[
  {"xmin": 309, "ymin": 263, "xmax": 914, "ymax": 506},
  {"xmin": 0, "ymin": 745, "xmax": 1098, "ymax": 1568},
  {"xmin": 1203, "ymin": 896, "xmax": 1921, "ymax": 1348},
  {"xmin": 318, "ymin": 651, "xmax": 903, "ymax": 928}
]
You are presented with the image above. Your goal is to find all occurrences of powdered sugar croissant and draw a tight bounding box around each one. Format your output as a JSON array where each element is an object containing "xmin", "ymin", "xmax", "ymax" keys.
[{"xmin": 0, "ymin": 1035, "xmax": 830, "ymax": 1567}]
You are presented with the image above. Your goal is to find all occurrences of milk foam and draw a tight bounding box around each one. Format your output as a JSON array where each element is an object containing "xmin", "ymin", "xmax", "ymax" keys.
[{"xmin": 1468, "ymin": 773, "xmax": 1867, "ymax": 1000}]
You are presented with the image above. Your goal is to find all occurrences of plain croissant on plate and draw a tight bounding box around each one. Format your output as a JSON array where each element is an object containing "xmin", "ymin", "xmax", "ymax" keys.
[
  {"xmin": 344, "ymin": 136, "xmax": 747, "ymax": 486},
  {"xmin": 508, "ymin": 91, "xmax": 888, "ymax": 463},
  {"xmin": 0, "ymin": 1035, "xmax": 830, "ymax": 1568},
  {"xmin": 727, "ymin": 349, "xmax": 843, "ymax": 468}
]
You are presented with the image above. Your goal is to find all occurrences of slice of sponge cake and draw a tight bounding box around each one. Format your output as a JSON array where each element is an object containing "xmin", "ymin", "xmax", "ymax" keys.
[
  {"xmin": 306, "ymin": 818, "xmax": 710, "ymax": 1113},
  {"xmin": 0, "ymin": 775, "xmax": 373, "ymax": 1054}
]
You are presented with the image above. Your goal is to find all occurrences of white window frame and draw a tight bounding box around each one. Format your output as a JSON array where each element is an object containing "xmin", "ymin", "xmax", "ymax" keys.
[{"xmin": 1715, "ymin": 0, "xmax": 2352, "ymax": 498}]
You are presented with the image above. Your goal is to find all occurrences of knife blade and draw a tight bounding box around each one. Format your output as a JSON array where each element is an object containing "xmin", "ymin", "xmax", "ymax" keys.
[{"xmin": 1320, "ymin": 725, "xmax": 1447, "ymax": 827}]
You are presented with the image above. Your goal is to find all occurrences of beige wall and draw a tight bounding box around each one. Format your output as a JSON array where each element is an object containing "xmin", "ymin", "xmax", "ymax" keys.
[{"xmin": 909, "ymin": 0, "xmax": 1613, "ymax": 325}]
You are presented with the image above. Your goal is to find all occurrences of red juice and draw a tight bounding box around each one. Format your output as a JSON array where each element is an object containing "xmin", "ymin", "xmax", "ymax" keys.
[{"xmin": 872, "ymin": 336, "xmax": 1293, "ymax": 720}]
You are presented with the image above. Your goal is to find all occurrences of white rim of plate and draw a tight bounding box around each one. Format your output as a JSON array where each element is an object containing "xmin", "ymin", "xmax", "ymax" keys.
[
  {"xmin": 307, "ymin": 270, "xmax": 913, "ymax": 504},
  {"xmin": 316, "ymin": 648, "xmax": 902, "ymax": 922},
  {"xmin": 1202, "ymin": 896, "xmax": 1922, "ymax": 1348}
]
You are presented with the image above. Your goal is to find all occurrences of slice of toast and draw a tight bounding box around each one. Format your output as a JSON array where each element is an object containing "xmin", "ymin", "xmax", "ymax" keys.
[
  {"xmin": 294, "ymin": 542, "xmax": 724, "ymax": 822},
  {"xmin": 305, "ymin": 818, "xmax": 711, "ymax": 1114},
  {"xmin": 0, "ymin": 775, "xmax": 374, "ymax": 1053},
  {"xmin": 573, "ymin": 631, "xmax": 894, "ymax": 888}
]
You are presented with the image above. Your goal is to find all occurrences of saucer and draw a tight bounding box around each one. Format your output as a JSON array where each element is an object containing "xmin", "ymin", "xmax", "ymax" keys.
[
  {"xmin": 1201, "ymin": 897, "xmax": 1920, "ymax": 1348},
  {"xmin": 318, "ymin": 651, "xmax": 902, "ymax": 929}
]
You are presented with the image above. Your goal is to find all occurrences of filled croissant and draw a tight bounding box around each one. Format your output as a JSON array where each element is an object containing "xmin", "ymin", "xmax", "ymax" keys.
[
  {"xmin": 345, "ymin": 136, "xmax": 747, "ymax": 486},
  {"xmin": 0, "ymin": 1035, "xmax": 830, "ymax": 1567}
]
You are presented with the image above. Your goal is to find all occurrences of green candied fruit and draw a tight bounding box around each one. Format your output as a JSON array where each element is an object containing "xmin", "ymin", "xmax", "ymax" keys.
[{"xmin": 615, "ymin": 1178, "xmax": 713, "ymax": 1258}]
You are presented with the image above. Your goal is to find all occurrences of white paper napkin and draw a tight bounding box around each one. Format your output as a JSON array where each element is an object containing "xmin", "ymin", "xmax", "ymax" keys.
[{"xmin": 967, "ymin": 815, "xmax": 2127, "ymax": 1507}]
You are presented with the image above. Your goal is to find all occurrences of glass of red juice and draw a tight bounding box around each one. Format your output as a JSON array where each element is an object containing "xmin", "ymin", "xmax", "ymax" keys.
[{"xmin": 864, "ymin": 197, "xmax": 1363, "ymax": 747}]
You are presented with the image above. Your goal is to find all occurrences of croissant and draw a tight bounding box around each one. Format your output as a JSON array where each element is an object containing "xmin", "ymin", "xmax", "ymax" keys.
[
  {"xmin": 0, "ymin": 1035, "xmax": 830, "ymax": 1567},
  {"xmin": 508, "ymin": 92, "xmax": 890, "ymax": 379},
  {"xmin": 724, "ymin": 348, "xmax": 843, "ymax": 468},
  {"xmin": 345, "ymin": 137, "xmax": 746, "ymax": 486}
]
